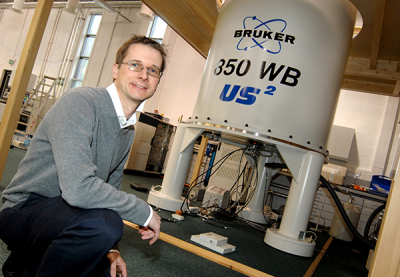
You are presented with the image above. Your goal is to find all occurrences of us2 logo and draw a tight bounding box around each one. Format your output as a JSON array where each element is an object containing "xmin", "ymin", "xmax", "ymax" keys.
[{"xmin": 219, "ymin": 84, "xmax": 276, "ymax": 105}]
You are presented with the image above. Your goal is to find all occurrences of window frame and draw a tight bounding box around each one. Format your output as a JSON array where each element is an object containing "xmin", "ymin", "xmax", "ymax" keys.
[
  {"xmin": 69, "ymin": 13, "xmax": 103, "ymax": 89},
  {"xmin": 148, "ymin": 16, "xmax": 167, "ymax": 44}
]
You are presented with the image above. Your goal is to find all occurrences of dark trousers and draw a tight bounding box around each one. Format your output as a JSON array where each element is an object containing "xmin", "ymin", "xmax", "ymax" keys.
[{"xmin": 0, "ymin": 193, "xmax": 124, "ymax": 277}]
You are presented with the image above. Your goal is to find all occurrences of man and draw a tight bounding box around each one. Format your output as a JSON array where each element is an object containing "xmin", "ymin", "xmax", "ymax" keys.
[{"xmin": 0, "ymin": 35, "xmax": 167, "ymax": 276}]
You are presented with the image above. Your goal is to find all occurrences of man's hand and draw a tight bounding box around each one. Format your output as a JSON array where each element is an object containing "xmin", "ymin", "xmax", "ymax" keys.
[
  {"xmin": 138, "ymin": 210, "xmax": 161, "ymax": 245},
  {"xmin": 107, "ymin": 252, "xmax": 127, "ymax": 277}
]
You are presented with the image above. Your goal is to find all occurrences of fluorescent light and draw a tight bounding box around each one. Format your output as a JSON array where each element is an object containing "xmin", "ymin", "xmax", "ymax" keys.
[
  {"xmin": 94, "ymin": 0, "xmax": 116, "ymax": 13},
  {"xmin": 94, "ymin": 0, "xmax": 132, "ymax": 23}
]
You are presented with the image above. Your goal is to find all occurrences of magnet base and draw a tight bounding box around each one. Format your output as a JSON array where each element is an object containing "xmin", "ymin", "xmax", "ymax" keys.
[
  {"xmin": 264, "ymin": 228, "xmax": 315, "ymax": 257},
  {"xmin": 147, "ymin": 190, "xmax": 186, "ymax": 212}
]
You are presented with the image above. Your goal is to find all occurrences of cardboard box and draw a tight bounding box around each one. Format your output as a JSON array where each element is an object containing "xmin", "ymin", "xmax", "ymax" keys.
[{"xmin": 321, "ymin": 164, "xmax": 347, "ymax": 185}]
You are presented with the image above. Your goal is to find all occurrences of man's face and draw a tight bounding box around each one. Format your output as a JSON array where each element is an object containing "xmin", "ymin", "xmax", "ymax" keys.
[{"xmin": 113, "ymin": 43, "xmax": 163, "ymax": 108}]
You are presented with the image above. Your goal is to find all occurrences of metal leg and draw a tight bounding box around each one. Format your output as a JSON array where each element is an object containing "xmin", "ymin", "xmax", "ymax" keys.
[
  {"xmin": 264, "ymin": 151, "xmax": 324, "ymax": 257},
  {"xmin": 239, "ymin": 154, "xmax": 277, "ymax": 224},
  {"xmin": 147, "ymin": 124, "xmax": 203, "ymax": 212}
]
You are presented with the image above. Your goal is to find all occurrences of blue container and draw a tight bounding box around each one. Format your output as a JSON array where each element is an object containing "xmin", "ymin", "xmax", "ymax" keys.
[{"xmin": 370, "ymin": 175, "xmax": 392, "ymax": 196}]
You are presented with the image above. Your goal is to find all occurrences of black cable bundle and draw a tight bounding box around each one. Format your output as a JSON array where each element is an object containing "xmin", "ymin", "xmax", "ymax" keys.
[
  {"xmin": 320, "ymin": 175, "xmax": 375, "ymax": 249},
  {"xmin": 180, "ymin": 147, "xmax": 245, "ymax": 214}
]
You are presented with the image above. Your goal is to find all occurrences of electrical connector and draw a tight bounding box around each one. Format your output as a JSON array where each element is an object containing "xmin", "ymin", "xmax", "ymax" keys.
[
  {"xmin": 188, "ymin": 206, "xmax": 199, "ymax": 214},
  {"xmin": 172, "ymin": 210, "xmax": 184, "ymax": 221},
  {"xmin": 172, "ymin": 214, "xmax": 184, "ymax": 221}
]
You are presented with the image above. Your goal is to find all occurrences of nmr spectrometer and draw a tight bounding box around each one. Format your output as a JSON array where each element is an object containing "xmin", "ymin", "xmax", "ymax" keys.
[{"xmin": 148, "ymin": 0, "xmax": 358, "ymax": 257}]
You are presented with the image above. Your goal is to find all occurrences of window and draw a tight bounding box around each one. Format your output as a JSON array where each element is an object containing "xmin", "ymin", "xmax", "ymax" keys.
[
  {"xmin": 70, "ymin": 14, "xmax": 102, "ymax": 88},
  {"xmin": 149, "ymin": 16, "xmax": 167, "ymax": 43}
]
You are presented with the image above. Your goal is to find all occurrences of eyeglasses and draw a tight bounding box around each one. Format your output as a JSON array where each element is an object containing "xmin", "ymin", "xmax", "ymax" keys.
[{"xmin": 120, "ymin": 61, "xmax": 162, "ymax": 78}]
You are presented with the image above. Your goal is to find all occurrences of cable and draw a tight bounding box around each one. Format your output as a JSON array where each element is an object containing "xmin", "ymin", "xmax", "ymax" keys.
[
  {"xmin": 238, "ymin": 217, "xmax": 267, "ymax": 232},
  {"xmin": 261, "ymin": 163, "xmax": 289, "ymax": 225},
  {"xmin": 190, "ymin": 146, "xmax": 257, "ymax": 218},
  {"xmin": 234, "ymin": 165, "xmax": 258, "ymax": 215},
  {"xmin": 201, "ymin": 218, "xmax": 227, "ymax": 229},
  {"xmin": 261, "ymin": 185, "xmax": 273, "ymax": 225},
  {"xmin": 179, "ymin": 147, "xmax": 245, "ymax": 213},
  {"xmin": 161, "ymin": 217, "xmax": 176, "ymax": 223},
  {"xmin": 363, "ymin": 204, "xmax": 385, "ymax": 242},
  {"xmin": 264, "ymin": 162, "xmax": 288, "ymax": 169},
  {"xmin": 305, "ymin": 230, "xmax": 318, "ymax": 243},
  {"xmin": 320, "ymin": 175, "xmax": 375, "ymax": 249},
  {"xmin": 183, "ymin": 143, "xmax": 270, "ymax": 222},
  {"xmin": 223, "ymin": 145, "xmax": 273, "ymax": 217},
  {"xmin": 228, "ymin": 161, "xmax": 248, "ymax": 204},
  {"xmin": 229, "ymin": 154, "xmax": 259, "ymax": 216}
]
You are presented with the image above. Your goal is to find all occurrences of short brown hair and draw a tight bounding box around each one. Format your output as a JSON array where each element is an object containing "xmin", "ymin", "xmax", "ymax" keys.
[{"xmin": 115, "ymin": 35, "xmax": 167, "ymax": 73}]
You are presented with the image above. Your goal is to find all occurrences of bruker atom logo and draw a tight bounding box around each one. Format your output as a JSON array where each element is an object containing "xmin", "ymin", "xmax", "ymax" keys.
[{"xmin": 234, "ymin": 16, "xmax": 295, "ymax": 54}]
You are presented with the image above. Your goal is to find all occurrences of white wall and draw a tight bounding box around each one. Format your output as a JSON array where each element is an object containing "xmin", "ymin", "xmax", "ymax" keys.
[
  {"xmin": 85, "ymin": 8, "xmax": 151, "ymax": 88},
  {"xmin": 383, "ymin": 103, "xmax": 400, "ymax": 178},
  {"xmin": 143, "ymin": 28, "xmax": 206, "ymax": 125},
  {"xmin": 0, "ymin": 4, "xmax": 147, "ymax": 96},
  {"xmin": 331, "ymin": 90, "xmax": 399, "ymax": 181},
  {"xmin": 0, "ymin": 7, "xmax": 77, "ymax": 87}
]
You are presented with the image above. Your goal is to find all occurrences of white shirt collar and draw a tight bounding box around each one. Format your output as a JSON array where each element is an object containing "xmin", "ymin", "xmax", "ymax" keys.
[{"xmin": 107, "ymin": 83, "xmax": 137, "ymax": 129}]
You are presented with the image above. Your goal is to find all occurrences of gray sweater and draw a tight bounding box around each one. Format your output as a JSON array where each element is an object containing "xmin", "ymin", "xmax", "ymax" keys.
[{"xmin": 1, "ymin": 87, "xmax": 150, "ymax": 226}]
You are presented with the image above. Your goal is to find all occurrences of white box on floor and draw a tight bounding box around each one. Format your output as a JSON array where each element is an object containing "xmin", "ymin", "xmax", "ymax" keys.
[
  {"xmin": 199, "ymin": 232, "xmax": 228, "ymax": 246},
  {"xmin": 191, "ymin": 232, "xmax": 236, "ymax": 254}
]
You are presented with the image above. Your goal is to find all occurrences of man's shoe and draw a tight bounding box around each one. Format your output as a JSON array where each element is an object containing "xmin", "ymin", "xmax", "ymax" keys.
[{"xmin": 2, "ymin": 252, "xmax": 25, "ymax": 277}]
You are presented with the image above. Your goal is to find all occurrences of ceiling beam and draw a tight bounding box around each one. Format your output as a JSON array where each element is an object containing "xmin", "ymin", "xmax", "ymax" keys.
[
  {"xmin": 370, "ymin": 0, "xmax": 387, "ymax": 70},
  {"xmin": 143, "ymin": 0, "xmax": 217, "ymax": 58},
  {"xmin": 343, "ymin": 73, "xmax": 398, "ymax": 96},
  {"xmin": 178, "ymin": 0, "xmax": 217, "ymax": 37},
  {"xmin": 346, "ymin": 57, "xmax": 400, "ymax": 79},
  {"xmin": 0, "ymin": 0, "xmax": 54, "ymax": 182},
  {"xmin": 344, "ymin": 57, "xmax": 400, "ymax": 96},
  {"xmin": 397, "ymin": 56, "xmax": 400, "ymax": 72},
  {"xmin": 393, "ymin": 81, "xmax": 400, "ymax": 96}
]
